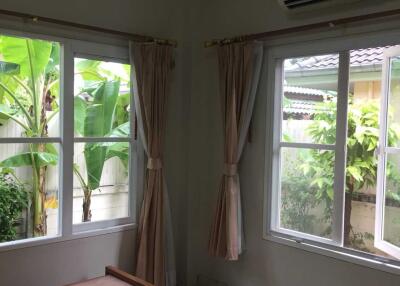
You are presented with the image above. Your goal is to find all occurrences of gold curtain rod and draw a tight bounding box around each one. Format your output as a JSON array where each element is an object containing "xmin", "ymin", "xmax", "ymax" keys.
[
  {"xmin": 0, "ymin": 8, "xmax": 178, "ymax": 47},
  {"xmin": 204, "ymin": 8, "xmax": 400, "ymax": 48}
]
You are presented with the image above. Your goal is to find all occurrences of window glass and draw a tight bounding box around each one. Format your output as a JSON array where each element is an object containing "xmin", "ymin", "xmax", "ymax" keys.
[
  {"xmin": 282, "ymin": 55, "xmax": 338, "ymax": 145},
  {"xmin": 280, "ymin": 147, "xmax": 334, "ymax": 238},
  {"xmin": 0, "ymin": 35, "xmax": 60, "ymax": 137},
  {"xmin": 278, "ymin": 54, "xmax": 339, "ymax": 242},
  {"xmin": 74, "ymin": 58, "xmax": 131, "ymax": 138},
  {"xmin": 73, "ymin": 57, "xmax": 131, "ymax": 224},
  {"xmin": 0, "ymin": 33, "xmax": 135, "ymax": 247},
  {"xmin": 73, "ymin": 142, "xmax": 129, "ymax": 223},
  {"xmin": 0, "ymin": 143, "xmax": 59, "ymax": 242},
  {"xmin": 345, "ymin": 47, "xmax": 400, "ymax": 260},
  {"xmin": 375, "ymin": 50, "xmax": 400, "ymax": 260},
  {"xmin": 274, "ymin": 45, "xmax": 400, "ymax": 264},
  {"xmin": 384, "ymin": 153, "xmax": 400, "ymax": 249},
  {"xmin": 388, "ymin": 56, "xmax": 400, "ymax": 148},
  {"xmin": 0, "ymin": 34, "xmax": 60, "ymax": 245},
  {"xmin": 345, "ymin": 47, "xmax": 384, "ymax": 254}
]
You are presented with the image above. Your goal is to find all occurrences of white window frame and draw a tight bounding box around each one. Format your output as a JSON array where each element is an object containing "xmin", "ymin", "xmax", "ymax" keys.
[
  {"xmin": 264, "ymin": 28, "xmax": 400, "ymax": 274},
  {"xmin": 0, "ymin": 27, "xmax": 143, "ymax": 251},
  {"xmin": 69, "ymin": 40, "xmax": 136, "ymax": 233},
  {"xmin": 270, "ymin": 52, "xmax": 348, "ymax": 247},
  {"xmin": 375, "ymin": 46, "xmax": 400, "ymax": 259}
]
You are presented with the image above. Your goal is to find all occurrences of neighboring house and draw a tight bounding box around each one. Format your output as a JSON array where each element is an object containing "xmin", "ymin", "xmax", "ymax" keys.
[
  {"xmin": 284, "ymin": 46, "xmax": 393, "ymax": 109},
  {"xmin": 283, "ymin": 85, "xmax": 336, "ymax": 119}
]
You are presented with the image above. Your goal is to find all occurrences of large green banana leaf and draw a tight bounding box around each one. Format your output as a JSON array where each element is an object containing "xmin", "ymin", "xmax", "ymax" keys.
[
  {"xmin": 74, "ymin": 59, "xmax": 103, "ymax": 90},
  {"xmin": 86, "ymin": 122, "xmax": 130, "ymax": 168},
  {"xmin": 45, "ymin": 43, "xmax": 60, "ymax": 75},
  {"xmin": 83, "ymin": 80, "xmax": 120, "ymax": 190},
  {"xmin": 0, "ymin": 36, "xmax": 59, "ymax": 132},
  {"xmin": 74, "ymin": 96, "xmax": 87, "ymax": 136},
  {"xmin": 108, "ymin": 121, "xmax": 129, "ymax": 137},
  {"xmin": 84, "ymin": 81, "xmax": 120, "ymax": 137},
  {"xmin": 106, "ymin": 142, "xmax": 129, "ymax": 169},
  {"xmin": 0, "ymin": 152, "xmax": 58, "ymax": 168},
  {"xmin": 0, "ymin": 36, "xmax": 52, "ymax": 81}
]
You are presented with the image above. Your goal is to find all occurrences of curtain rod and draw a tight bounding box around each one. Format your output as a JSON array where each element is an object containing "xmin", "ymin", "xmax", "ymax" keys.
[
  {"xmin": 0, "ymin": 8, "xmax": 178, "ymax": 47},
  {"xmin": 204, "ymin": 8, "xmax": 400, "ymax": 47}
]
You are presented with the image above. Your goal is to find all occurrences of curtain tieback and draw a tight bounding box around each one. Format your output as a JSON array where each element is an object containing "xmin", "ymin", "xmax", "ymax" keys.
[
  {"xmin": 147, "ymin": 157, "xmax": 162, "ymax": 170},
  {"xmin": 223, "ymin": 163, "xmax": 238, "ymax": 176}
]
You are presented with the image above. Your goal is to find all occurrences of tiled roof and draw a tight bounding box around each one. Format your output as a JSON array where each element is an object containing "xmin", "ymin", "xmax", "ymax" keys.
[
  {"xmin": 283, "ymin": 99, "xmax": 332, "ymax": 116},
  {"xmin": 284, "ymin": 85, "xmax": 336, "ymax": 98},
  {"xmin": 283, "ymin": 85, "xmax": 336, "ymax": 116},
  {"xmin": 285, "ymin": 47, "xmax": 390, "ymax": 72}
]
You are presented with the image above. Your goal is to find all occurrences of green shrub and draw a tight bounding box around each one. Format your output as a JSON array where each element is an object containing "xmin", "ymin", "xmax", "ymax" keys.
[
  {"xmin": 0, "ymin": 173, "xmax": 28, "ymax": 242},
  {"xmin": 282, "ymin": 99, "xmax": 400, "ymax": 247}
]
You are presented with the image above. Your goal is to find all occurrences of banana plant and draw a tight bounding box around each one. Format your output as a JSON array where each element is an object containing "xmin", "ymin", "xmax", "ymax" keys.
[
  {"xmin": 0, "ymin": 35, "xmax": 60, "ymax": 237},
  {"xmin": 73, "ymin": 59, "xmax": 130, "ymax": 222}
]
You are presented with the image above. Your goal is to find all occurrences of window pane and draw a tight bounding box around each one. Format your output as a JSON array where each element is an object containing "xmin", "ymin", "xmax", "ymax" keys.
[
  {"xmin": 73, "ymin": 142, "xmax": 129, "ymax": 223},
  {"xmin": 74, "ymin": 58, "xmax": 131, "ymax": 138},
  {"xmin": 280, "ymin": 147, "xmax": 334, "ymax": 238},
  {"xmin": 344, "ymin": 47, "xmax": 383, "ymax": 253},
  {"xmin": 0, "ymin": 143, "xmax": 59, "ymax": 243},
  {"xmin": 0, "ymin": 35, "xmax": 60, "ymax": 137},
  {"xmin": 345, "ymin": 46, "xmax": 400, "ymax": 260},
  {"xmin": 383, "ymin": 153, "xmax": 400, "ymax": 248},
  {"xmin": 282, "ymin": 55, "xmax": 338, "ymax": 144},
  {"xmin": 388, "ymin": 56, "xmax": 400, "ymax": 148}
]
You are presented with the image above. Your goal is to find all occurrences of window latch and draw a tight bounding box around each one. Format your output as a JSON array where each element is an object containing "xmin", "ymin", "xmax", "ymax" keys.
[{"xmin": 293, "ymin": 237, "xmax": 304, "ymax": 244}]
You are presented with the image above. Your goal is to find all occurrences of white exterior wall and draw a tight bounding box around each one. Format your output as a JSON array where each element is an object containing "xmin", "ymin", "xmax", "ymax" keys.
[{"xmin": 0, "ymin": 118, "xmax": 129, "ymax": 234}]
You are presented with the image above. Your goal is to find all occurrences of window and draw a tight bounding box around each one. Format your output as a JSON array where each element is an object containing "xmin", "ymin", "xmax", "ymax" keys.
[
  {"xmin": 0, "ymin": 32, "xmax": 137, "ymax": 247},
  {"xmin": 376, "ymin": 48, "xmax": 400, "ymax": 259},
  {"xmin": 72, "ymin": 56, "xmax": 133, "ymax": 232},
  {"xmin": 278, "ymin": 54, "xmax": 340, "ymax": 243},
  {"xmin": 0, "ymin": 34, "xmax": 61, "ymax": 243},
  {"xmin": 269, "ymin": 40, "xmax": 400, "ymax": 268}
]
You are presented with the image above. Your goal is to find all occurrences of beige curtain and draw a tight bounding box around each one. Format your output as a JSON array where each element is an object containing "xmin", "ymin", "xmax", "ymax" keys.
[
  {"xmin": 130, "ymin": 42, "xmax": 176, "ymax": 286},
  {"xmin": 209, "ymin": 42, "xmax": 263, "ymax": 260}
]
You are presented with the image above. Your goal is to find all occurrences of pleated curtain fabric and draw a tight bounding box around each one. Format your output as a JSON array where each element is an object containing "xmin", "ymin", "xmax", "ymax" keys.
[
  {"xmin": 130, "ymin": 42, "xmax": 176, "ymax": 286},
  {"xmin": 208, "ymin": 42, "xmax": 263, "ymax": 260}
]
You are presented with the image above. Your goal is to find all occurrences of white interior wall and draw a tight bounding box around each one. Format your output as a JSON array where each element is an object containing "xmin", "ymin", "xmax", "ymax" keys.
[
  {"xmin": 0, "ymin": 0, "xmax": 189, "ymax": 285},
  {"xmin": 0, "ymin": 230, "xmax": 136, "ymax": 285},
  {"xmin": 186, "ymin": 1, "xmax": 400, "ymax": 286},
  {"xmin": 2, "ymin": 0, "xmax": 400, "ymax": 286}
]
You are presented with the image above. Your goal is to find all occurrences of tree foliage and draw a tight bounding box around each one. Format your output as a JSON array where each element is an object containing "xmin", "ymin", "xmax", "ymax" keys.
[
  {"xmin": 282, "ymin": 99, "xmax": 400, "ymax": 242},
  {"xmin": 305, "ymin": 100, "xmax": 400, "ymax": 204},
  {"xmin": 0, "ymin": 173, "xmax": 28, "ymax": 242}
]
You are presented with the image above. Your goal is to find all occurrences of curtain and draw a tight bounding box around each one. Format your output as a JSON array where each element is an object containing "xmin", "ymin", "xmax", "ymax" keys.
[
  {"xmin": 130, "ymin": 42, "xmax": 176, "ymax": 286},
  {"xmin": 208, "ymin": 42, "xmax": 263, "ymax": 260}
]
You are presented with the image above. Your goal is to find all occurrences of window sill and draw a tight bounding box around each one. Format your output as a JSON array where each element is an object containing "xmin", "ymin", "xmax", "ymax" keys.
[
  {"xmin": 263, "ymin": 232, "xmax": 400, "ymax": 276},
  {"xmin": 0, "ymin": 223, "xmax": 137, "ymax": 253}
]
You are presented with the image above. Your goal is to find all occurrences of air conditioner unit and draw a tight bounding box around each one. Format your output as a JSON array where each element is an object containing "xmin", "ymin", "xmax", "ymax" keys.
[{"xmin": 278, "ymin": 0, "xmax": 363, "ymax": 11}]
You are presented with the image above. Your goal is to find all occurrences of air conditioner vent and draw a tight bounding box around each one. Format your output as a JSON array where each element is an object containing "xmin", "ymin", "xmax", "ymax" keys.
[
  {"xmin": 284, "ymin": 0, "xmax": 329, "ymax": 9},
  {"xmin": 279, "ymin": 0, "xmax": 366, "ymax": 11}
]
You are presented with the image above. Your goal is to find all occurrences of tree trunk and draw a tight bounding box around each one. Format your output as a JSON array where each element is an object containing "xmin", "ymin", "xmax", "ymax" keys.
[
  {"xmin": 33, "ymin": 188, "xmax": 44, "ymax": 237},
  {"xmin": 82, "ymin": 190, "xmax": 92, "ymax": 222},
  {"xmin": 33, "ymin": 169, "xmax": 47, "ymax": 237},
  {"xmin": 33, "ymin": 143, "xmax": 47, "ymax": 237},
  {"xmin": 344, "ymin": 181, "xmax": 354, "ymax": 246},
  {"xmin": 32, "ymin": 97, "xmax": 50, "ymax": 236}
]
